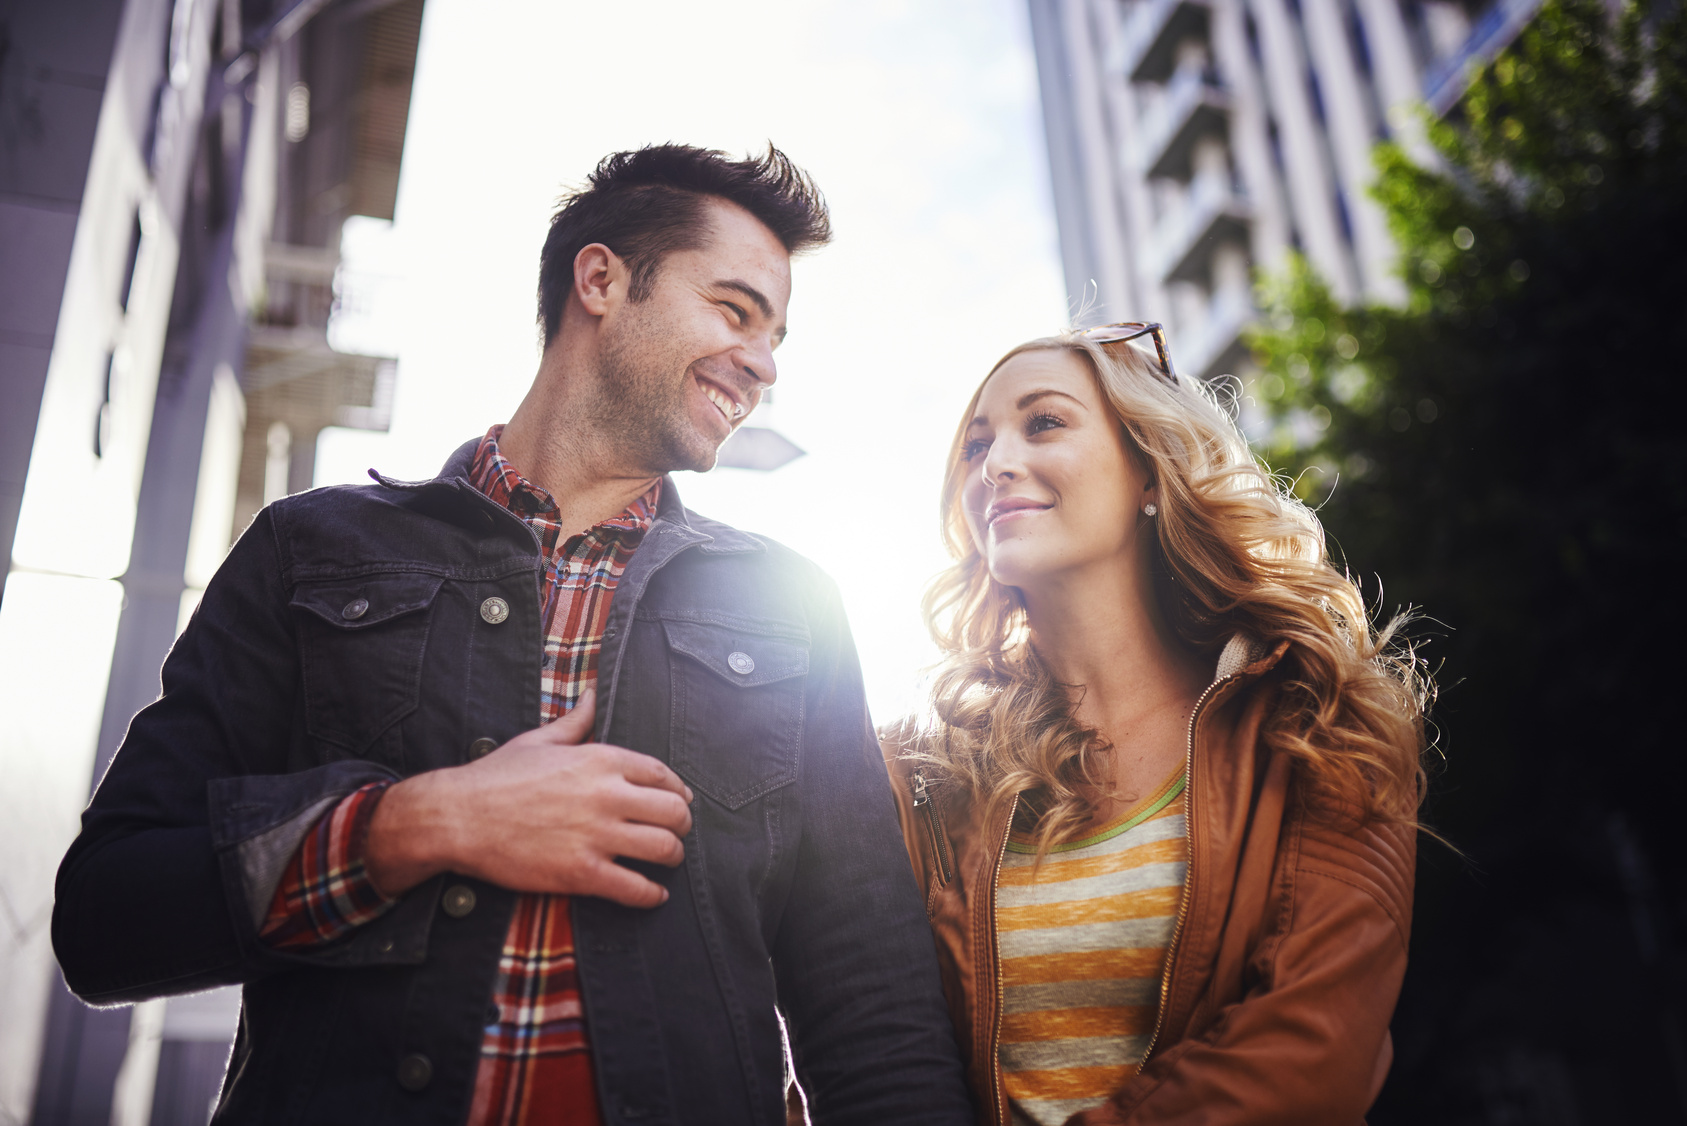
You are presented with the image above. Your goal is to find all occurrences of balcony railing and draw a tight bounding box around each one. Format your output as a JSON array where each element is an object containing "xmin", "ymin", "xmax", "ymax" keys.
[
  {"xmin": 1136, "ymin": 64, "xmax": 1230, "ymax": 180},
  {"xmin": 1119, "ymin": 0, "xmax": 1211, "ymax": 84},
  {"xmin": 1150, "ymin": 174, "xmax": 1253, "ymax": 285},
  {"xmin": 1174, "ymin": 283, "xmax": 1254, "ymax": 380}
]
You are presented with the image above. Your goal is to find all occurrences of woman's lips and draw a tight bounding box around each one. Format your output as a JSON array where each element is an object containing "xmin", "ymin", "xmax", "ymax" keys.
[{"xmin": 987, "ymin": 502, "xmax": 1050, "ymax": 527}]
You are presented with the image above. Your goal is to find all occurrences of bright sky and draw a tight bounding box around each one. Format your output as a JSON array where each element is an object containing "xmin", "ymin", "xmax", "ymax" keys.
[{"xmin": 316, "ymin": 0, "xmax": 1069, "ymax": 723}]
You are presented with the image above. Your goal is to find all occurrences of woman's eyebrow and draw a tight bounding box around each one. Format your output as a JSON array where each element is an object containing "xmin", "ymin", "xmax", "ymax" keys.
[
  {"xmin": 1015, "ymin": 389, "xmax": 1088, "ymax": 411},
  {"xmin": 969, "ymin": 388, "xmax": 1088, "ymax": 430}
]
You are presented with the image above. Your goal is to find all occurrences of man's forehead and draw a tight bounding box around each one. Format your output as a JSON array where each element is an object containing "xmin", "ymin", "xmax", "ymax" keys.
[{"xmin": 691, "ymin": 199, "xmax": 793, "ymax": 285}]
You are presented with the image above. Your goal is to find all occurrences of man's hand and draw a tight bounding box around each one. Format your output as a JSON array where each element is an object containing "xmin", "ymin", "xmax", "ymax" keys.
[{"xmin": 365, "ymin": 690, "xmax": 693, "ymax": 907}]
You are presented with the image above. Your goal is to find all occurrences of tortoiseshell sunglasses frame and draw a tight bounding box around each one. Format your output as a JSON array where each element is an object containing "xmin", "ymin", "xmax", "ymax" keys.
[{"xmin": 1078, "ymin": 321, "xmax": 1177, "ymax": 382}]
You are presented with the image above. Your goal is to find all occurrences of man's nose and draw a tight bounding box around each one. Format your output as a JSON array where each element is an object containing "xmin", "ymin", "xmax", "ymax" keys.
[{"xmin": 734, "ymin": 336, "xmax": 777, "ymax": 391}]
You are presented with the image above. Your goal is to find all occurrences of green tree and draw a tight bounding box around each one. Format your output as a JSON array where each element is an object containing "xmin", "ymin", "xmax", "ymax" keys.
[{"xmin": 1244, "ymin": 1, "xmax": 1687, "ymax": 1119}]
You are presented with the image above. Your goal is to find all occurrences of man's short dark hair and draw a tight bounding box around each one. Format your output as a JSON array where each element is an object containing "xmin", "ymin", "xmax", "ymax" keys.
[{"xmin": 536, "ymin": 143, "xmax": 832, "ymax": 346}]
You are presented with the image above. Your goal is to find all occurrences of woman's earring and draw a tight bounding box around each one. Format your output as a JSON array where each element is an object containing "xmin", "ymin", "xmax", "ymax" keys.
[{"xmin": 1143, "ymin": 503, "xmax": 1158, "ymax": 517}]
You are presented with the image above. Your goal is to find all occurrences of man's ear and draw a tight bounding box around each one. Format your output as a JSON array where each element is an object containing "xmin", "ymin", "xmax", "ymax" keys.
[{"xmin": 573, "ymin": 243, "xmax": 625, "ymax": 316}]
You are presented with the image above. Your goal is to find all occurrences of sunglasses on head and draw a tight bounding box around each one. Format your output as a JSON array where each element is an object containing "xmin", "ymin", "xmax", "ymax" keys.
[{"xmin": 1078, "ymin": 322, "xmax": 1177, "ymax": 383}]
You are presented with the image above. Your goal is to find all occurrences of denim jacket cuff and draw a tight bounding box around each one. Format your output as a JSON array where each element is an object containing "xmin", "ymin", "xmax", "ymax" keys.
[{"xmin": 208, "ymin": 761, "xmax": 440, "ymax": 968}]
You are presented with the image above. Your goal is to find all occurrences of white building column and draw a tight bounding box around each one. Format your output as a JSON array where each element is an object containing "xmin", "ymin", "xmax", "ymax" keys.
[
  {"xmin": 1209, "ymin": 0, "xmax": 1293, "ymax": 275},
  {"xmin": 1301, "ymin": 0, "xmax": 1406, "ymax": 300},
  {"xmin": 1247, "ymin": 0, "xmax": 1360, "ymax": 299},
  {"xmin": 1354, "ymin": 0, "xmax": 1439, "ymax": 165},
  {"xmin": 1063, "ymin": 0, "xmax": 1139, "ymax": 320}
]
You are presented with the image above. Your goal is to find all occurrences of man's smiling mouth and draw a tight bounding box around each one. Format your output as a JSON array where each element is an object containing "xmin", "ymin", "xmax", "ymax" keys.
[{"xmin": 698, "ymin": 378, "xmax": 743, "ymax": 425}]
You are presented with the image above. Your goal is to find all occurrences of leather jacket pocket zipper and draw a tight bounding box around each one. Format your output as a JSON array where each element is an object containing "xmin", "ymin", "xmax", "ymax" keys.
[{"xmin": 911, "ymin": 773, "xmax": 954, "ymax": 886}]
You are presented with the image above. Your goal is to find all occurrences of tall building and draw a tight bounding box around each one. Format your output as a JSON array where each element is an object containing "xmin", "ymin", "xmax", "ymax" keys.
[
  {"xmin": 1025, "ymin": 0, "xmax": 1545, "ymax": 381},
  {"xmin": 0, "ymin": 1, "xmax": 423, "ymax": 1122}
]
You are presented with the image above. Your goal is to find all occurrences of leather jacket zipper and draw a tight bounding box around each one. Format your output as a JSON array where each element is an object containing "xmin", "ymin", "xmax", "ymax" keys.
[
  {"xmin": 1140, "ymin": 674, "xmax": 1232, "ymax": 1064},
  {"xmin": 911, "ymin": 773, "xmax": 954, "ymax": 886},
  {"xmin": 988, "ymin": 793, "xmax": 1019, "ymax": 1126}
]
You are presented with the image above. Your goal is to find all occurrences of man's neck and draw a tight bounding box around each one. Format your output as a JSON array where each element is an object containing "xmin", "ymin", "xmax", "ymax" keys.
[{"xmin": 498, "ymin": 369, "xmax": 661, "ymax": 537}]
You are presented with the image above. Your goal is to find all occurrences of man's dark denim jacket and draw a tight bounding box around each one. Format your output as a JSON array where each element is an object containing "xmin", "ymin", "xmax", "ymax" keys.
[{"xmin": 53, "ymin": 440, "xmax": 972, "ymax": 1126}]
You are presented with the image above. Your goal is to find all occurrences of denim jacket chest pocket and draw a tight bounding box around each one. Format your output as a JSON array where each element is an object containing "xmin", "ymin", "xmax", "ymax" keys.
[
  {"xmin": 289, "ymin": 573, "xmax": 445, "ymax": 759},
  {"xmin": 662, "ymin": 618, "xmax": 809, "ymax": 809}
]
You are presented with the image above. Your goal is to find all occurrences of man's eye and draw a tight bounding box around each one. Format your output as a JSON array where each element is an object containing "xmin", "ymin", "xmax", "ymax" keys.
[{"xmin": 723, "ymin": 302, "xmax": 748, "ymax": 323}]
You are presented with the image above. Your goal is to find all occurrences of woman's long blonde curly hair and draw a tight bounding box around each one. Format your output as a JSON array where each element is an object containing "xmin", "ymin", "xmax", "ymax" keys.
[{"xmin": 901, "ymin": 333, "xmax": 1430, "ymax": 857}]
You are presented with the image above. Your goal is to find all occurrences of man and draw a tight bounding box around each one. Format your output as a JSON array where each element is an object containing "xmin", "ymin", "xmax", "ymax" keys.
[{"xmin": 54, "ymin": 145, "xmax": 973, "ymax": 1126}]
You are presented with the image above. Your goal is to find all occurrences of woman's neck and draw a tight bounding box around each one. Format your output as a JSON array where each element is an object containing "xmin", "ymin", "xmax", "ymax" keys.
[{"xmin": 1021, "ymin": 558, "xmax": 1209, "ymax": 732}]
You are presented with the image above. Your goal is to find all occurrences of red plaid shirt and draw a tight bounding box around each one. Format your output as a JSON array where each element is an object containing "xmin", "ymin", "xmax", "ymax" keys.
[{"xmin": 261, "ymin": 425, "xmax": 660, "ymax": 1126}]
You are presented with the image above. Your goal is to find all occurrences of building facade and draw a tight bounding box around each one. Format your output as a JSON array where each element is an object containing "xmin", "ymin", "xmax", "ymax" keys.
[
  {"xmin": 0, "ymin": 1, "xmax": 422, "ymax": 1122},
  {"xmin": 1025, "ymin": 0, "xmax": 1544, "ymax": 381}
]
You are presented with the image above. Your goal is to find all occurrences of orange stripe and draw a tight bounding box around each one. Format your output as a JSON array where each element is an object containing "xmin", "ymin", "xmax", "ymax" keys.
[
  {"xmin": 1002, "ymin": 1064, "xmax": 1139, "ymax": 1100},
  {"xmin": 1001, "ymin": 1004, "xmax": 1156, "ymax": 1042},
  {"xmin": 1001, "ymin": 945, "xmax": 1171, "ymax": 984},
  {"xmin": 997, "ymin": 884, "xmax": 1183, "ymax": 931}
]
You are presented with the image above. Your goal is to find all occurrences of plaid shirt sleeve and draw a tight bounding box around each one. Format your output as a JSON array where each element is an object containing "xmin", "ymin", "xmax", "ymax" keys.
[{"xmin": 259, "ymin": 781, "xmax": 399, "ymax": 949}]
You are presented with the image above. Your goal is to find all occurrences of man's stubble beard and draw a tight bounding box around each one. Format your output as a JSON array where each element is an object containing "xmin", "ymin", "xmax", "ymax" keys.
[{"xmin": 592, "ymin": 311, "xmax": 719, "ymax": 476}]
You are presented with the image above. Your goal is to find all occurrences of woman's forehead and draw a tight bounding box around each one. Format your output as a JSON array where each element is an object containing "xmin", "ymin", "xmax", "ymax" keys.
[{"xmin": 977, "ymin": 349, "xmax": 1094, "ymax": 411}]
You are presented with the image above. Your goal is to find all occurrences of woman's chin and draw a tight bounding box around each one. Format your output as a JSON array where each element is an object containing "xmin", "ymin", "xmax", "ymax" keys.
[{"xmin": 984, "ymin": 551, "xmax": 1051, "ymax": 592}]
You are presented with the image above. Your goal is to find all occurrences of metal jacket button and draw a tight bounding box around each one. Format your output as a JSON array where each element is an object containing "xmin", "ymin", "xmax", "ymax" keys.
[
  {"xmin": 469, "ymin": 737, "xmax": 497, "ymax": 760},
  {"xmin": 396, "ymin": 1053, "xmax": 432, "ymax": 1091},
  {"xmin": 341, "ymin": 598, "xmax": 369, "ymax": 620},
  {"xmin": 727, "ymin": 651, "xmax": 755, "ymax": 675},
  {"xmin": 480, "ymin": 596, "xmax": 509, "ymax": 624},
  {"xmin": 441, "ymin": 885, "xmax": 476, "ymax": 918}
]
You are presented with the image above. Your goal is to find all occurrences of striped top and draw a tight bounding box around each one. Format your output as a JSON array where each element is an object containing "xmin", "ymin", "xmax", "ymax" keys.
[{"xmin": 996, "ymin": 769, "xmax": 1189, "ymax": 1126}]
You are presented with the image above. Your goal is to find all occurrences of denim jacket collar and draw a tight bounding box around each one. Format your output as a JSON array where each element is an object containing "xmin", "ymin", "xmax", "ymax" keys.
[{"xmin": 367, "ymin": 435, "xmax": 764, "ymax": 557}]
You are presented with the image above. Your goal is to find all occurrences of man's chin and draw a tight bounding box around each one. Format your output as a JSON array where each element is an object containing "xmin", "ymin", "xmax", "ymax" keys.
[
  {"xmin": 688, "ymin": 414, "xmax": 740, "ymax": 471},
  {"xmin": 652, "ymin": 430, "xmax": 723, "ymax": 475}
]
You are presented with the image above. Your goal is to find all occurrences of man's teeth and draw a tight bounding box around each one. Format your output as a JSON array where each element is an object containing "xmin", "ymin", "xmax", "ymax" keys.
[{"xmin": 702, "ymin": 384, "xmax": 735, "ymax": 420}]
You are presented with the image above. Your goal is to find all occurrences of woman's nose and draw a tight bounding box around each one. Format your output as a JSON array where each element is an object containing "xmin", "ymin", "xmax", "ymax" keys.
[{"xmin": 981, "ymin": 438, "xmax": 1021, "ymax": 484}]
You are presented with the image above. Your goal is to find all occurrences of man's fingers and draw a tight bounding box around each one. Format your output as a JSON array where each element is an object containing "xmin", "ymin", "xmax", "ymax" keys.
[
  {"xmin": 579, "ymin": 858, "xmax": 670, "ymax": 909},
  {"xmin": 606, "ymin": 823, "xmax": 688, "ymax": 868},
  {"xmin": 614, "ymin": 748, "xmax": 694, "ymax": 803},
  {"xmin": 544, "ymin": 689, "xmax": 596, "ymax": 745},
  {"xmin": 615, "ymin": 785, "xmax": 694, "ymax": 838}
]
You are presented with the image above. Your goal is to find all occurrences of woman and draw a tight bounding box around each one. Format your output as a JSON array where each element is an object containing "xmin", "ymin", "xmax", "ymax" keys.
[{"xmin": 884, "ymin": 325, "xmax": 1427, "ymax": 1126}]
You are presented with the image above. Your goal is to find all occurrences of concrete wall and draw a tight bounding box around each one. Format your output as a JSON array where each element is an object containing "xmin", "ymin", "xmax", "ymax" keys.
[
  {"xmin": 0, "ymin": 1, "xmax": 216, "ymax": 1118},
  {"xmin": 3, "ymin": 3, "xmax": 424, "ymax": 1120}
]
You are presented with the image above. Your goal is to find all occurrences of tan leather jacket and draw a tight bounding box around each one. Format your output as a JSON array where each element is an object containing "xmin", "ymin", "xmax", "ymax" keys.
[{"xmin": 884, "ymin": 640, "xmax": 1415, "ymax": 1126}]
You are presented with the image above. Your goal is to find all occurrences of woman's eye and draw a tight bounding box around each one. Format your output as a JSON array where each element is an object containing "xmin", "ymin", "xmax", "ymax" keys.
[
  {"xmin": 1026, "ymin": 412, "xmax": 1065, "ymax": 435},
  {"xmin": 961, "ymin": 438, "xmax": 990, "ymax": 461}
]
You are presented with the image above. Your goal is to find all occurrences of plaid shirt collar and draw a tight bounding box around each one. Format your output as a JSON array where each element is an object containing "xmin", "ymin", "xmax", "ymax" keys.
[{"xmin": 469, "ymin": 424, "xmax": 660, "ymax": 544}]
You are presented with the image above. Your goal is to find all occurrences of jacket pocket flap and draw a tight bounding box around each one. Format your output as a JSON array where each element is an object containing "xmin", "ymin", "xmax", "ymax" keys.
[
  {"xmin": 661, "ymin": 619, "xmax": 809, "ymax": 688},
  {"xmin": 290, "ymin": 574, "xmax": 445, "ymax": 629}
]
